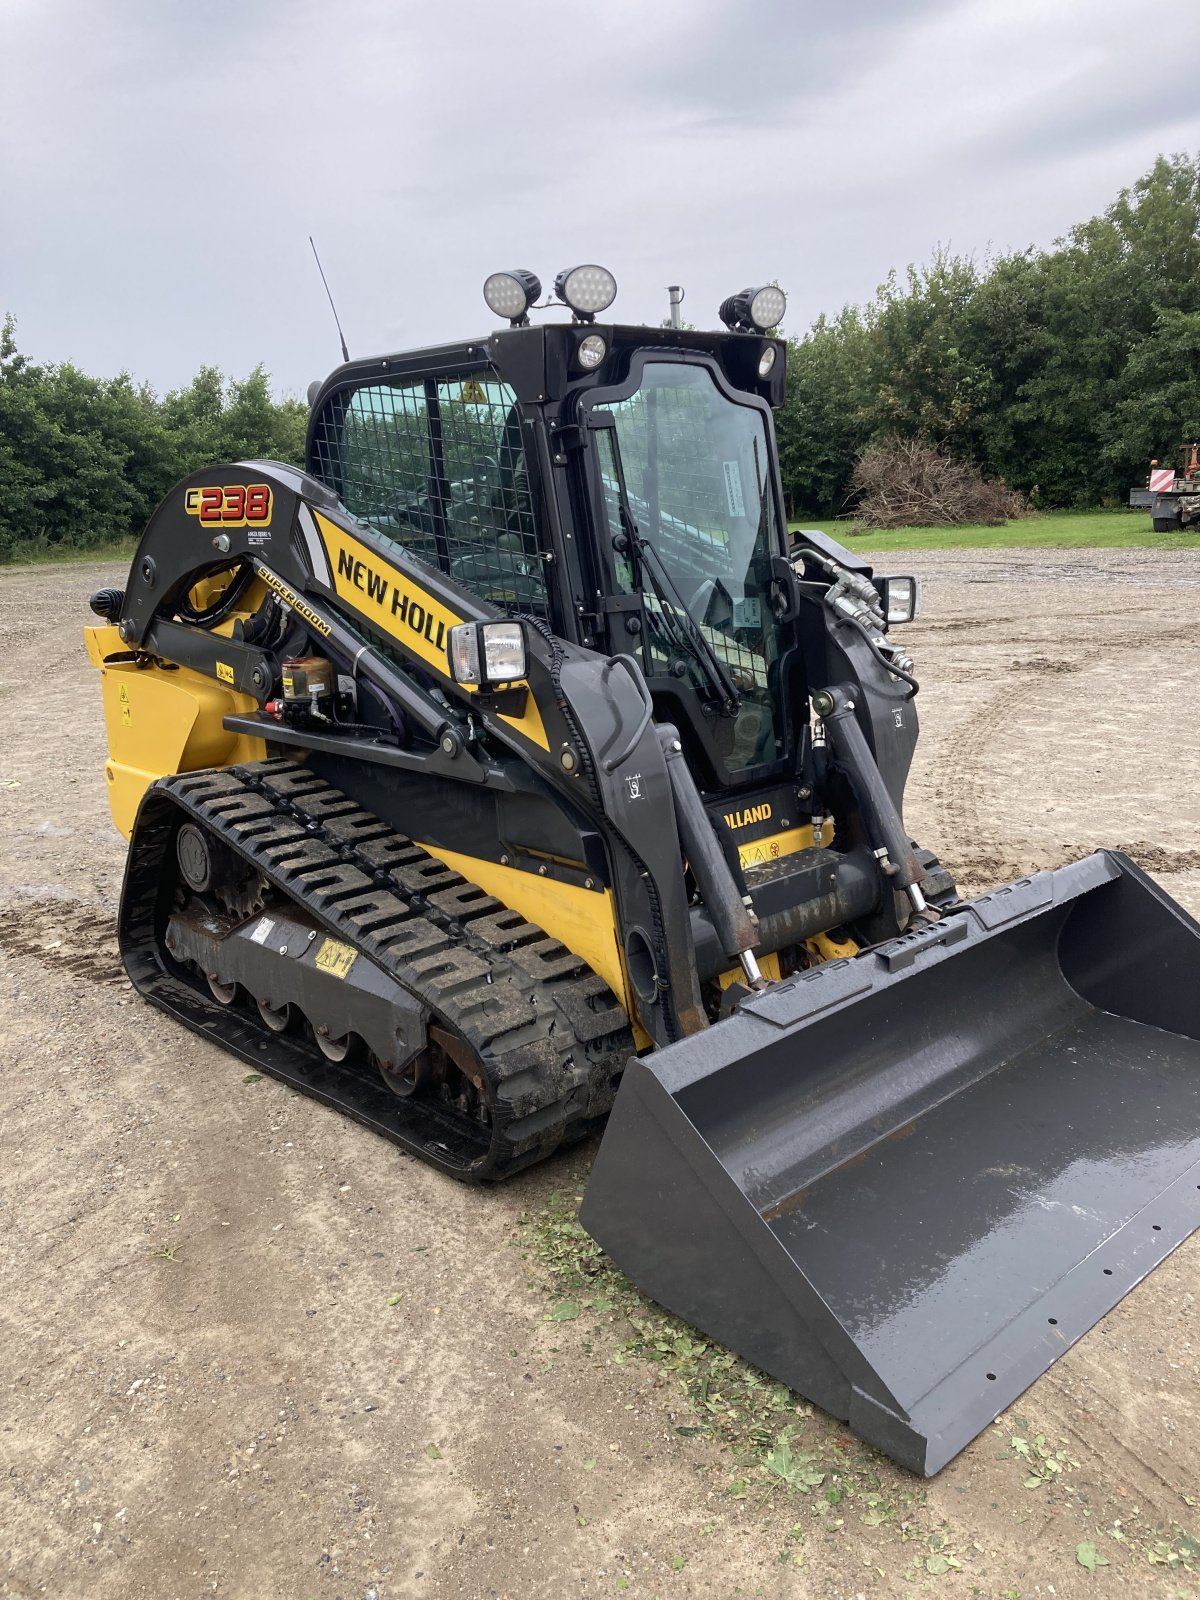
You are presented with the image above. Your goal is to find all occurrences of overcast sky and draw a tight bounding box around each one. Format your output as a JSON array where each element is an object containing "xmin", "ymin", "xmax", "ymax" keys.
[{"xmin": 2, "ymin": 0, "xmax": 1195, "ymax": 399}]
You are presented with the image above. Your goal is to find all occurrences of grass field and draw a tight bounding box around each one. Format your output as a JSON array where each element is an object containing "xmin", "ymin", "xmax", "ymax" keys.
[
  {"xmin": 3, "ymin": 537, "xmax": 139, "ymax": 567},
  {"xmin": 789, "ymin": 508, "xmax": 1187, "ymax": 551},
  {"xmin": 4, "ymin": 508, "xmax": 1190, "ymax": 569}
]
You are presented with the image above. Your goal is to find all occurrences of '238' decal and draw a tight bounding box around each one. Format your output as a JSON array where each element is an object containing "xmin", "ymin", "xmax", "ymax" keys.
[{"xmin": 184, "ymin": 483, "xmax": 273, "ymax": 527}]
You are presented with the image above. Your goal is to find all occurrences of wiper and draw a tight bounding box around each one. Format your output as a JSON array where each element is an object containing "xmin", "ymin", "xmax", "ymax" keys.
[{"xmin": 620, "ymin": 501, "xmax": 740, "ymax": 712}]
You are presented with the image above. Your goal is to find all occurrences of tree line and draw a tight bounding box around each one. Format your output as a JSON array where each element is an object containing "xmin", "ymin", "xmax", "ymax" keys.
[
  {"xmin": 0, "ymin": 316, "xmax": 307, "ymax": 561},
  {"xmin": 775, "ymin": 153, "xmax": 1200, "ymax": 516},
  {"xmin": 1, "ymin": 151, "xmax": 1197, "ymax": 560}
]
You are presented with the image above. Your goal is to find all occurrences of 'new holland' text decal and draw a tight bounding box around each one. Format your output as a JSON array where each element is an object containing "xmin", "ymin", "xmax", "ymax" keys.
[
  {"xmin": 309, "ymin": 509, "xmax": 551, "ymax": 752},
  {"xmin": 314, "ymin": 513, "xmax": 461, "ymax": 677}
]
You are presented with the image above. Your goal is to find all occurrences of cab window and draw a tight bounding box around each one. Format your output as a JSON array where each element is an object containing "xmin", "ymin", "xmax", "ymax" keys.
[{"xmin": 309, "ymin": 377, "xmax": 548, "ymax": 618}]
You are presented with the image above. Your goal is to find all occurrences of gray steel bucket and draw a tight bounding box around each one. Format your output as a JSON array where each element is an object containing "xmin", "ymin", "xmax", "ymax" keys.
[{"xmin": 580, "ymin": 852, "xmax": 1200, "ymax": 1474}]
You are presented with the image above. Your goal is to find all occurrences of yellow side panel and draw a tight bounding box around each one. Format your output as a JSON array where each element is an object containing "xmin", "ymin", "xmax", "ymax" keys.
[
  {"xmin": 414, "ymin": 841, "xmax": 631, "ymax": 1016},
  {"xmin": 89, "ymin": 636, "xmax": 267, "ymax": 838},
  {"xmin": 84, "ymin": 622, "xmax": 122, "ymax": 668}
]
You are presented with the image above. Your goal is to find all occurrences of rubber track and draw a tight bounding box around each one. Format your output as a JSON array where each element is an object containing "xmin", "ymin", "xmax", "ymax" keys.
[{"xmin": 120, "ymin": 758, "xmax": 634, "ymax": 1181}]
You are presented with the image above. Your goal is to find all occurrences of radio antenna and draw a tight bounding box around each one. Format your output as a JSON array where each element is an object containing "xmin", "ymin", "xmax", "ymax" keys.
[{"xmin": 309, "ymin": 236, "xmax": 350, "ymax": 364}]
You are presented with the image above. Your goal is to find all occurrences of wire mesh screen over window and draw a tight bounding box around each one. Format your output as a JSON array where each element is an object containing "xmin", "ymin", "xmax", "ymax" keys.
[{"xmin": 309, "ymin": 377, "xmax": 548, "ymax": 617}]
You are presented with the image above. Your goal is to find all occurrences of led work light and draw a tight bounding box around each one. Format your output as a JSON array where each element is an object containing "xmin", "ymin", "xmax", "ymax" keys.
[
  {"xmin": 719, "ymin": 284, "xmax": 787, "ymax": 333},
  {"xmin": 554, "ymin": 264, "xmax": 617, "ymax": 320},
  {"xmin": 448, "ymin": 620, "xmax": 528, "ymax": 686},
  {"xmin": 878, "ymin": 575, "xmax": 921, "ymax": 624},
  {"xmin": 483, "ymin": 270, "xmax": 542, "ymax": 326}
]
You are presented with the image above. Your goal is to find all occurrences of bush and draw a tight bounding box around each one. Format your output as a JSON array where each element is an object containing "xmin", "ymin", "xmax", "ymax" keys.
[
  {"xmin": 0, "ymin": 315, "xmax": 307, "ymax": 561},
  {"xmin": 849, "ymin": 435, "xmax": 1028, "ymax": 528}
]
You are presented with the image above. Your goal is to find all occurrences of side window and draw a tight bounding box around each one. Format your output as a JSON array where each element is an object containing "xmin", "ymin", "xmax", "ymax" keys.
[
  {"xmin": 309, "ymin": 376, "xmax": 548, "ymax": 619},
  {"xmin": 434, "ymin": 379, "xmax": 547, "ymax": 617},
  {"xmin": 310, "ymin": 383, "xmax": 439, "ymax": 566}
]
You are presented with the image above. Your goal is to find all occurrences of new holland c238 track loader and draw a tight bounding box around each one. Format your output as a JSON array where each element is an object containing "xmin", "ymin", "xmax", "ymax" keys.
[{"xmin": 86, "ymin": 267, "xmax": 1200, "ymax": 1475}]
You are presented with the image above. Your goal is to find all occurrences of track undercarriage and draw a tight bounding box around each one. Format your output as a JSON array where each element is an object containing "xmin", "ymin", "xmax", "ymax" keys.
[{"xmin": 121, "ymin": 759, "xmax": 633, "ymax": 1180}]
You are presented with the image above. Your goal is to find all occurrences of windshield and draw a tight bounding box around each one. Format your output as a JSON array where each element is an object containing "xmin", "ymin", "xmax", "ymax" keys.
[{"xmin": 593, "ymin": 361, "xmax": 787, "ymax": 773}]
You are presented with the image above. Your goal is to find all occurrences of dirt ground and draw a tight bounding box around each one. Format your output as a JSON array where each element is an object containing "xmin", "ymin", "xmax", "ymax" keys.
[{"xmin": 1, "ymin": 550, "xmax": 1198, "ymax": 1600}]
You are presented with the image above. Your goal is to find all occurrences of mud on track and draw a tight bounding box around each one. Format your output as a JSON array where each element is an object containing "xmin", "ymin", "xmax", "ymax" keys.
[{"xmin": 1, "ymin": 551, "xmax": 1198, "ymax": 1599}]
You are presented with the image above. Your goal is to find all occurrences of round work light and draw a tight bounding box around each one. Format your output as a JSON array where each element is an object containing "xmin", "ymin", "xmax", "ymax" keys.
[
  {"xmin": 554, "ymin": 264, "xmax": 618, "ymax": 320},
  {"xmin": 483, "ymin": 269, "xmax": 542, "ymax": 325},
  {"xmin": 719, "ymin": 284, "xmax": 787, "ymax": 333}
]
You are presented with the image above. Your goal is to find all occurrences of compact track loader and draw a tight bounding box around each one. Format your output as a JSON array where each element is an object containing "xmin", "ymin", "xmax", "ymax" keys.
[{"xmin": 87, "ymin": 268, "xmax": 1200, "ymax": 1474}]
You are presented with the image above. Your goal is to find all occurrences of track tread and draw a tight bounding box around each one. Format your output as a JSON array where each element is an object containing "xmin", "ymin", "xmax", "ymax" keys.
[{"xmin": 126, "ymin": 759, "xmax": 633, "ymax": 1180}]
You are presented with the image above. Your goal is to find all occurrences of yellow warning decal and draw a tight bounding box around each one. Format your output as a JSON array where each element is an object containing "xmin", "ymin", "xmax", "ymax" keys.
[
  {"xmin": 459, "ymin": 377, "xmax": 488, "ymax": 403},
  {"xmin": 119, "ymin": 682, "xmax": 132, "ymax": 725},
  {"xmin": 737, "ymin": 820, "xmax": 833, "ymax": 869},
  {"xmin": 314, "ymin": 937, "xmax": 357, "ymax": 978},
  {"xmin": 215, "ymin": 661, "xmax": 235, "ymax": 684}
]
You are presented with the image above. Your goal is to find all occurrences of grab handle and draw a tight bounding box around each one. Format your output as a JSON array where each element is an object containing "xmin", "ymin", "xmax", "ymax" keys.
[{"xmin": 598, "ymin": 653, "xmax": 654, "ymax": 773}]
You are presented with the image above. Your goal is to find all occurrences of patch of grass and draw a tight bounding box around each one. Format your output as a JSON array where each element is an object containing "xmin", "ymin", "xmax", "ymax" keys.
[
  {"xmin": 522, "ymin": 1187, "xmax": 936, "ymax": 1545},
  {"xmin": 2, "ymin": 538, "xmax": 137, "ymax": 568},
  {"xmin": 789, "ymin": 509, "xmax": 1189, "ymax": 551},
  {"xmin": 522, "ymin": 1189, "xmax": 1200, "ymax": 1586}
]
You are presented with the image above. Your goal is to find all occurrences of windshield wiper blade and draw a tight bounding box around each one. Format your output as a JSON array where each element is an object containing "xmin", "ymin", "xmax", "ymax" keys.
[{"xmin": 621, "ymin": 504, "xmax": 740, "ymax": 711}]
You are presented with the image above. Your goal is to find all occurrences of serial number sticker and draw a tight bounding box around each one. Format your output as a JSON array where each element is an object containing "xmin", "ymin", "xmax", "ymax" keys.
[
  {"xmin": 216, "ymin": 660, "xmax": 235, "ymax": 684},
  {"xmin": 314, "ymin": 937, "xmax": 357, "ymax": 979},
  {"xmin": 722, "ymin": 460, "xmax": 746, "ymax": 519},
  {"xmin": 251, "ymin": 917, "xmax": 275, "ymax": 946}
]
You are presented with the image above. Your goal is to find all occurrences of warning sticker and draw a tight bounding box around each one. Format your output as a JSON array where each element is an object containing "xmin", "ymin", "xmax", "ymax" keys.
[
  {"xmin": 251, "ymin": 916, "xmax": 275, "ymax": 946},
  {"xmin": 216, "ymin": 661, "xmax": 235, "ymax": 684},
  {"xmin": 459, "ymin": 377, "xmax": 488, "ymax": 404},
  {"xmin": 722, "ymin": 461, "xmax": 746, "ymax": 519},
  {"xmin": 314, "ymin": 937, "xmax": 357, "ymax": 979}
]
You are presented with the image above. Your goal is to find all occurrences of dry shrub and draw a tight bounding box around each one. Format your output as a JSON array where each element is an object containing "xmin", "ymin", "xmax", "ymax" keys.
[{"xmin": 850, "ymin": 436, "xmax": 1029, "ymax": 528}]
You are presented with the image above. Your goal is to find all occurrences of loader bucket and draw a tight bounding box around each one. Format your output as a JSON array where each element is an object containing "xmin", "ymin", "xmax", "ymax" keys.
[{"xmin": 581, "ymin": 852, "xmax": 1200, "ymax": 1474}]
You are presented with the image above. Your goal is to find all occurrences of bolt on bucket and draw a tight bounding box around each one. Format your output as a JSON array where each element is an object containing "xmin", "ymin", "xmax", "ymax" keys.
[{"xmin": 581, "ymin": 851, "xmax": 1200, "ymax": 1474}]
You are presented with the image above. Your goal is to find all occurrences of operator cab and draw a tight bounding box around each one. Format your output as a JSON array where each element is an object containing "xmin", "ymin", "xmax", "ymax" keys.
[{"xmin": 304, "ymin": 267, "xmax": 793, "ymax": 792}]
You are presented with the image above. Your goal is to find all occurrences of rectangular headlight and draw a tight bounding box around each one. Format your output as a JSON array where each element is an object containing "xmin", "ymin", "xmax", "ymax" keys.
[
  {"xmin": 447, "ymin": 620, "xmax": 527, "ymax": 687},
  {"xmin": 879, "ymin": 575, "xmax": 920, "ymax": 625},
  {"xmin": 480, "ymin": 621, "xmax": 526, "ymax": 683}
]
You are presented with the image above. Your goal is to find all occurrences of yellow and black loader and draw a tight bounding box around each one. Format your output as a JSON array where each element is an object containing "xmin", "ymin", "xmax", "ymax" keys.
[{"xmin": 87, "ymin": 268, "xmax": 1200, "ymax": 1474}]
